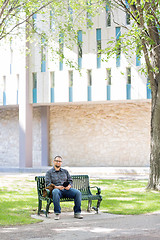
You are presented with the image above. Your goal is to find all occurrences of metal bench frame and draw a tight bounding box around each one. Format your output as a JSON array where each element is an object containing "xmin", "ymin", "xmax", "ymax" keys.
[{"xmin": 35, "ymin": 175, "xmax": 102, "ymax": 217}]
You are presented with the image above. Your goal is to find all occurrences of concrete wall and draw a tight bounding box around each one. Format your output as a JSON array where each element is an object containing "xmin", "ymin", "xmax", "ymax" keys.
[
  {"xmin": 50, "ymin": 100, "xmax": 151, "ymax": 167},
  {"xmin": 0, "ymin": 107, "xmax": 41, "ymax": 168},
  {"xmin": 0, "ymin": 107, "xmax": 19, "ymax": 167}
]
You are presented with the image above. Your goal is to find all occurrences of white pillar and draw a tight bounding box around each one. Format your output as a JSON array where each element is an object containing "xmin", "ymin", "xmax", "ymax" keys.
[{"xmin": 19, "ymin": 40, "xmax": 33, "ymax": 168}]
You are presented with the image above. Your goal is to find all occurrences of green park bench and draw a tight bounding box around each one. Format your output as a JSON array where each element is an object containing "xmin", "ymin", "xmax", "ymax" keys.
[{"xmin": 35, "ymin": 175, "xmax": 102, "ymax": 217}]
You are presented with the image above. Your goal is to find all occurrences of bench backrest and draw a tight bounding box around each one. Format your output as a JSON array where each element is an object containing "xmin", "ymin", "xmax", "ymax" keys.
[{"xmin": 35, "ymin": 175, "xmax": 91, "ymax": 196}]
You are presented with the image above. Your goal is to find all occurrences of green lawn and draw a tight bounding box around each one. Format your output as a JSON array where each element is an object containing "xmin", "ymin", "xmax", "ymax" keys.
[{"xmin": 0, "ymin": 175, "xmax": 160, "ymax": 226}]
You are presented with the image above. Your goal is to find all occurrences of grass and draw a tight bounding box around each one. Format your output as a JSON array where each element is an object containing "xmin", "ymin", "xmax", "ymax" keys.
[{"xmin": 0, "ymin": 175, "xmax": 160, "ymax": 226}]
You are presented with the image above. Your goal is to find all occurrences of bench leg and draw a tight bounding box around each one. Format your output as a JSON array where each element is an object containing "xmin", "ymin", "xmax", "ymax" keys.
[
  {"xmin": 38, "ymin": 199, "xmax": 42, "ymax": 215},
  {"xmin": 87, "ymin": 200, "xmax": 92, "ymax": 212},
  {"xmin": 96, "ymin": 199, "xmax": 102, "ymax": 214},
  {"xmin": 46, "ymin": 200, "xmax": 51, "ymax": 217}
]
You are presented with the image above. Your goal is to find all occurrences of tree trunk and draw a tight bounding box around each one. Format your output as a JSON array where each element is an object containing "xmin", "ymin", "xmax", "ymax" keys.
[{"xmin": 148, "ymin": 83, "xmax": 160, "ymax": 190}]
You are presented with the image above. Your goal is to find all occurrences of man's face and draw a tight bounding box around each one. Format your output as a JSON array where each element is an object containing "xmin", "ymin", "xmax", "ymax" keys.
[{"xmin": 54, "ymin": 157, "xmax": 62, "ymax": 170}]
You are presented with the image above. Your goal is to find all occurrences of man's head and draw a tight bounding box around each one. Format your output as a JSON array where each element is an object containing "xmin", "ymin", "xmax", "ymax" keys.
[{"xmin": 53, "ymin": 156, "xmax": 62, "ymax": 171}]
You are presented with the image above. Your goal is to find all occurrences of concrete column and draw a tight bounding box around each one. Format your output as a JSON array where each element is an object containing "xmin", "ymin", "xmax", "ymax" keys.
[
  {"xmin": 41, "ymin": 106, "xmax": 50, "ymax": 166},
  {"xmin": 19, "ymin": 39, "xmax": 33, "ymax": 168}
]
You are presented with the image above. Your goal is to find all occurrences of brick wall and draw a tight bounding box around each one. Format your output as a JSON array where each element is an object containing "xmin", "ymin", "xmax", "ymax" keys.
[
  {"xmin": 50, "ymin": 101, "xmax": 151, "ymax": 167},
  {"xmin": 0, "ymin": 100, "xmax": 151, "ymax": 168}
]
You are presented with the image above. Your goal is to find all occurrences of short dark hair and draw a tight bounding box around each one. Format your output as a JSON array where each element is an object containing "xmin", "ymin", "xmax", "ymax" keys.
[{"xmin": 54, "ymin": 156, "xmax": 62, "ymax": 161}]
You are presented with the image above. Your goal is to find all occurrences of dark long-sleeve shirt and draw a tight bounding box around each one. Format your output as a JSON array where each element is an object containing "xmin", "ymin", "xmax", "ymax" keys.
[{"xmin": 45, "ymin": 167, "xmax": 73, "ymax": 187}]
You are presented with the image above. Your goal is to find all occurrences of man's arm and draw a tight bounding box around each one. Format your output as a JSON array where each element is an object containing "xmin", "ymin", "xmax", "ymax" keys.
[
  {"xmin": 45, "ymin": 171, "xmax": 52, "ymax": 187},
  {"xmin": 67, "ymin": 170, "xmax": 73, "ymax": 187}
]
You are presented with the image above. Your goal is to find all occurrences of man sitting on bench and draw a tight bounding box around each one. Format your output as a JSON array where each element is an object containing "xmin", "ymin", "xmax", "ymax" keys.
[{"xmin": 45, "ymin": 155, "xmax": 83, "ymax": 220}]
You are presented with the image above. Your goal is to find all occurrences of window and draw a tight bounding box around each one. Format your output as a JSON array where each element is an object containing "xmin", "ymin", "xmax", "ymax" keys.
[
  {"xmin": 69, "ymin": 71, "xmax": 73, "ymax": 87},
  {"xmin": 16, "ymin": 74, "xmax": 19, "ymax": 91},
  {"xmin": 3, "ymin": 76, "xmax": 6, "ymax": 92},
  {"xmin": 32, "ymin": 13, "xmax": 37, "ymax": 30},
  {"xmin": 78, "ymin": 30, "xmax": 82, "ymax": 69},
  {"xmin": 68, "ymin": 1, "xmax": 73, "ymax": 27},
  {"xmin": 106, "ymin": 4, "xmax": 111, "ymax": 27},
  {"xmin": 50, "ymin": 10, "xmax": 55, "ymax": 32},
  {"xmin": 33, "ymin": 73, "xmax": 37, "ymax": 103},
  {"xmin": 125, "ymin": 0, "xmax": 130, "ymax": 25},
  {"xmin": 136, "ymin": 45, "xmax": 141, "ymax": 66},
  {"xmin": 86, "ymin": 0, "xmax": 92, "ymax": 28},
  {"xmin": 106, "ymin": 68, "xmax": 111, "ymax": 85},
  {"xmin": 41, "ymin": 36, "xmax": 46, "ymax": 72},
  {"xmin": 69, "ymin": 70, "xmax": 73, "ymax": 102},
  {"xmin": 96, "ymin": 28, "xmax": 101, "ymax": 68},
  {"xmin": 10, "ymin": 39, "xmax": 13, "ymax": 74},
  {"xmin": 126, "ymin": 68, "xmax": 131, "ymax": 84},
  {"xmin": 59, "ymin": 33, "xmax": 64, "ymax": 71},
  {"xmin": 33, "ymin": 73, "xmax": 37, "ymax": 89},
  {"xmin": 50, "ymin": 72, "xmax": 55, "ymax": 88},
  {"xmin": 116, "ymin": 27, "xmax": 121, "ymax": 67},
  {"xmin": 50, "ymin": 72, "xmax": 55, "ymax": 103},
  {"xmin": 3, "ymin": 76, "xmax": 6, "ymax": 105},
  {"xmin": 87, "ymin": 70, "xmax": 92, "ymax": 101},
  {"xmin": 88, "ymin": 70, "xmax": 92, "ymax": 86}
]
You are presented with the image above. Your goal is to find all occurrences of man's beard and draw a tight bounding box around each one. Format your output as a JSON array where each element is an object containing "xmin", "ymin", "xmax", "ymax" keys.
[{"xmin": 55, "ymin": 165, "xmax": 61, "ymax": 169}]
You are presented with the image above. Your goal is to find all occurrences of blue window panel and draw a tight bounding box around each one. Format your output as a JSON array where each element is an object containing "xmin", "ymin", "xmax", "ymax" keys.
[
  {"xmin": 59, "ymin": 61, "xmax": 63, "ymax": 71},
  {"xmin": 147, "ymin": 83, "xmax": 151, "ymax": 99},
  {"xmin": 125, "ymin": 0, "xmax": 129, "ymax": 9},
  {"xmin": 116, "ymin": 27, "xmax": 121, "ymax": 40},
  {"xmin": 69, "ymin": 87, "xmax": 73, "ymax": 102},
  {"xmin": 126, "ymin": 84, "xmax": 131, "ymax": 99},
  {"xmin": 136, "ymin": 55, "xmax": 141, "ymax": 66},
  {"xmin": 17, "ymin": 90, "xmax": 18, "ymax": 104},
  {"xmin": 33, "ymin": 88, "xmax": 37, "ymax": 103},
  {"xmin": 116, "ymin": 27, "xmax": 121, "ymax": 67},
  {"xmin": 78, "ymin": 30, "xmax": 82, "ymax": 41},
  {"xmin": 41, "ymin": 60, "xmax": 46, "ymax": 72},
  {"xmin": 32, "ymin": 13, "xmax": 37, "ymax": 19},
  {"xmin": 96, "ymin": 29, "xmax": 101, "ymax": 41},
  {"xmin": 51, "ymin": 88, "xmax": 54, "ymax": 103},
  {"xmin": 106, "ymin": 4, "xmax": 109, "ymax": 11},
  {"xmin": 116, "ymin": 55, "xmax": 121, "ymax": 67},
  {"xmin": 107, "ymin": 85, "xmax": 111, "ymax": 100},
  {"xmin": 88, "ymin": 86, "xmax": 92, "ymax": 101},
  {"xmin": 78, "ymin": 58, "xmax": 82, "ymax": 69},
  {"xmin": 3, "ymin": 91, "xmax": 6, "ymax": 105},
  {"xmin": 97, "ymin": 56, "xmax": 101, "ymax": 68}
]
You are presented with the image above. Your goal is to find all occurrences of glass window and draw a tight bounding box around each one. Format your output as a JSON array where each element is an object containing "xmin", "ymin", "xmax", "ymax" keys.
[
  {"xmin": 50, "ymin": 10, "xmax": 55, "ymax": 32},
  {"xmin": 126, "ymin": 68, "xmax": 131, "ymax": 84},
  {"xmin": 50, "ymin": 72, "xmax": 55, "ymax": 88},
  {"xmin": 69, "ymin": 71, "xmax": 73, "ymax": 87},
  {"xmin": 88, "ymin": 70, "xmax": 92, "ymax": 86},
  {"xmin": 106, "ymin": 68, "xmax": 111, "ymax": 85},
  {"xmin": 33, "ymin": 73, "xmax": 37, "ymax": 89},
  {"xmin": 3, "ymin": 76, "xmax": 6, "ymax": 91}
]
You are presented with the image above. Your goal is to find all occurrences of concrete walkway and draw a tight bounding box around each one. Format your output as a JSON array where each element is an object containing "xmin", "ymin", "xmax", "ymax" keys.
[{"xmin": 1, "ymin": 211, "xmax": 160, "ymax": 240}]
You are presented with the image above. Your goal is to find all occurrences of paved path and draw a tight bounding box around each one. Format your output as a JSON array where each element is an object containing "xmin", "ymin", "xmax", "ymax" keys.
[{"xmin": 1, "ymin": 211, "xmax": 160, "ymax": 240}]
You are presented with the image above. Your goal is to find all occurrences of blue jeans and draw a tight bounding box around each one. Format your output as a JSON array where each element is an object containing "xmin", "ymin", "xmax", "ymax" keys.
[{"xmin": 52, "ymin": 188, "xmax": 82, "ymax": 214}]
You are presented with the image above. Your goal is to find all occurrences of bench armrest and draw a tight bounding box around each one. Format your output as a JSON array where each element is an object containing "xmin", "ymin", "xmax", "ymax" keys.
[{"xmin": 90, "ymin": 186, "xmax": 101, "ymax": 195}]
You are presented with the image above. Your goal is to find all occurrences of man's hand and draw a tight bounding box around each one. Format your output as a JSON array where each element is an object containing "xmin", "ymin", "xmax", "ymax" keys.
[
  {"xmin": 55, "ymin": 185, "xmax": 64, "ymax": 190},
  {"xmin": 64, "ymin": 184, "xmax": 71, "ymax": 190}
]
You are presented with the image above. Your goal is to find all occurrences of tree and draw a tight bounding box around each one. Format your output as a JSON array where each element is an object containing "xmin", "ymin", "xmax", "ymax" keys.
[{"xmin": 104, "ymin": 0, "xmax": 160, "ymax": 190}]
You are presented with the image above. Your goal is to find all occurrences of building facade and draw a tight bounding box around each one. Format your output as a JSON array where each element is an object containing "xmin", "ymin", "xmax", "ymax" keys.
[{"xmin": 0, "ymin": 3, "xmax": 151, "ymax": 168}]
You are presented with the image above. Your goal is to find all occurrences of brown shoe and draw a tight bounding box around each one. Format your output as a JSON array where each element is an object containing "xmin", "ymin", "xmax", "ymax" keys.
[{"xmin": 74, "ymin": 213, "xmax": 83, "ymax": 219}]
